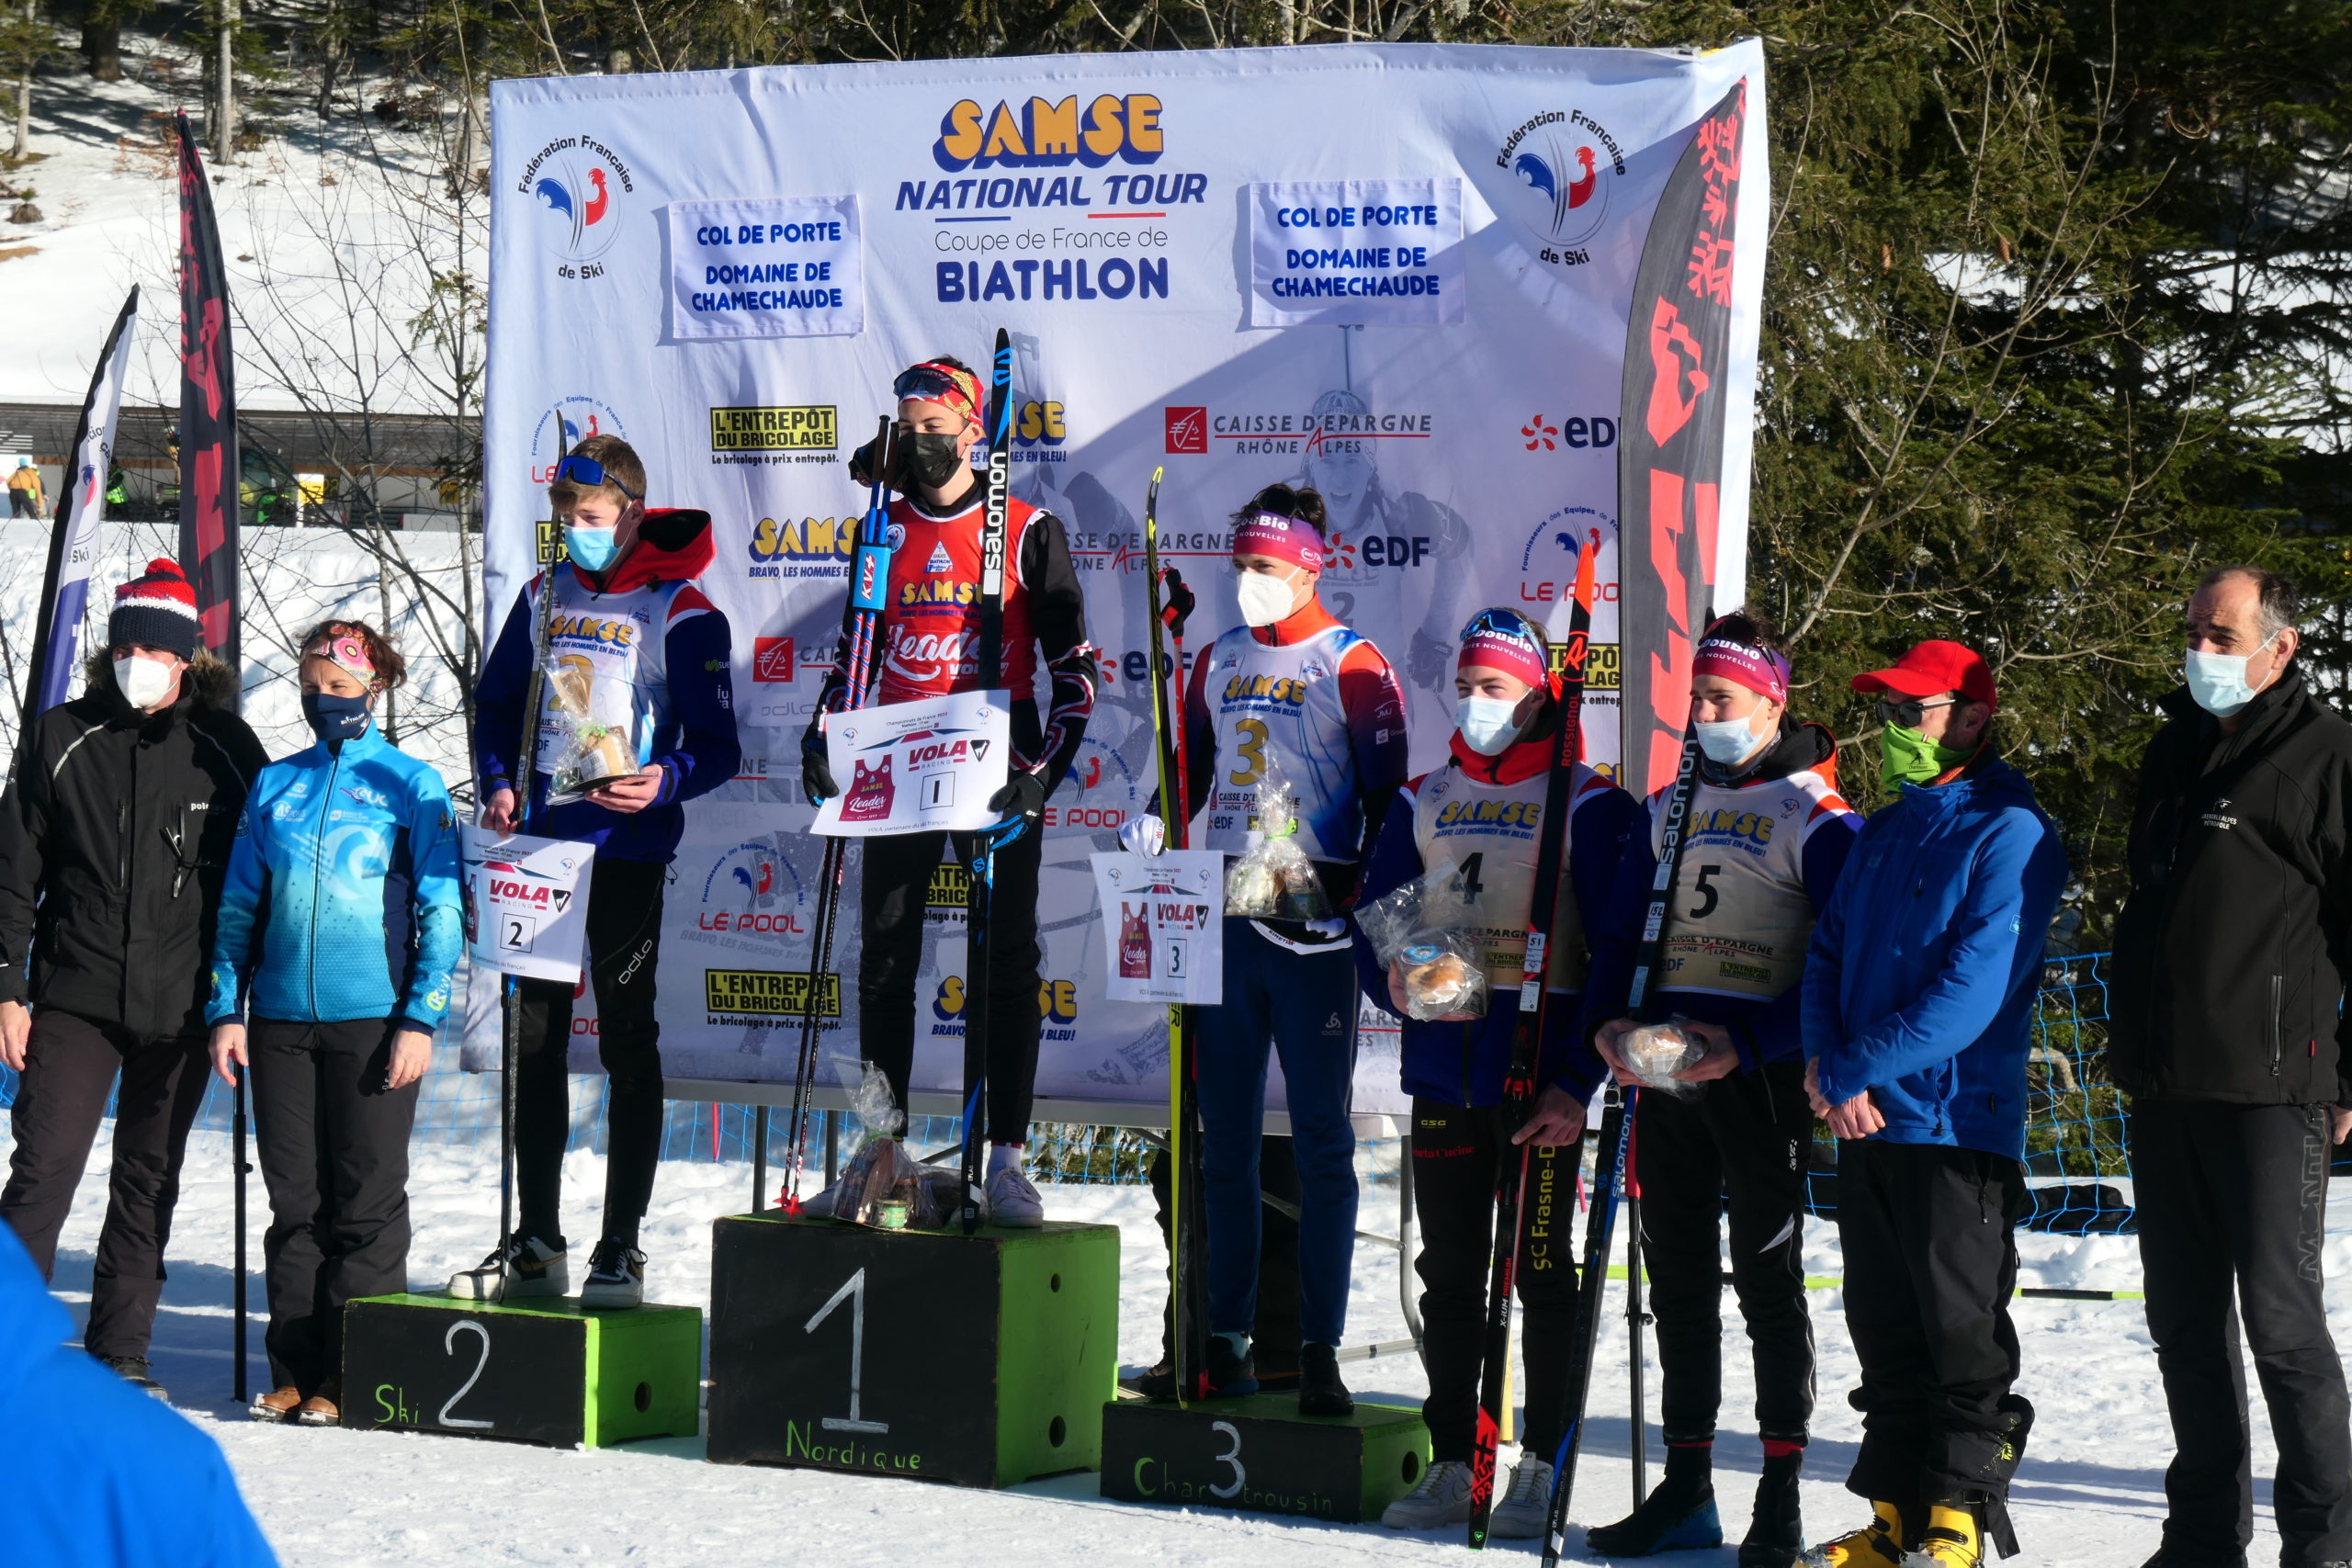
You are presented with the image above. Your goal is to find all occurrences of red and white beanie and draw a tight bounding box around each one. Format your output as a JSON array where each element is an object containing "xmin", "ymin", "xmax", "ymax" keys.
[{"xmin": 109, "ymin": 558, "xmax": 202, "ymax": 660}]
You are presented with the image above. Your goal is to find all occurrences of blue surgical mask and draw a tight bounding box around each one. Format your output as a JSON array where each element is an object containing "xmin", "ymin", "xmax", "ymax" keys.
[
  {"xmin": 565, "ymin": 524, "xmax": 620, "ymax": 571},
  {"xmin": 1694, "ymin": 715, "xmax": 1765, "ymax": 764},
  {"xmin": 1455, "ymin": 694, "xmax": 1524, "ymax": 756},
  {"xmin": 2185, "ymin": 639, "xmax": 2276, "ymax": 718},
  {"xmin": 301, "ymin": 691, "xmax": 372, "ymax": 744}
]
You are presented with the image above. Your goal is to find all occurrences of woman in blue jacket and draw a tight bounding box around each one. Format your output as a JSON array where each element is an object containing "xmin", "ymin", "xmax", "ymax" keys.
[{"xmin": 207, "ymin": 621, "xmax": 463, "ymax": 1427}]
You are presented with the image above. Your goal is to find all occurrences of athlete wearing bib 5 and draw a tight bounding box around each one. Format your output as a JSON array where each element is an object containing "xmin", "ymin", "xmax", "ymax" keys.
[
  {"xmin": 1125, "ymin": 483, "xmax": 1408, "ymax": 1417},
  {"xmin": 799, "ymin": 355, "xmax": 1099, "ymax": 1228},
  {"xmin": 1581, "ymin": 610, "xmax": 1860, "ymax": 1565},
  {"xmin": 1353, "ymin": 607, "xmax": 1641, "ymax": 1537},
  {"xmin": 460, "ymin": 435, "xmax": 742, "ymax": 1309}
]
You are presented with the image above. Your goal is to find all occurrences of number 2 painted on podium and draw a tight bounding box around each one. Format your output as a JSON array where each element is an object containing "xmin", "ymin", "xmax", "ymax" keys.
[
  {"xmin": 440, "ymin": 1320, "xmax": 493, "ymax": 1430},
  {"xmin": 807, "ymin": 1267, "xmax": 889, "ymax": 1435}
]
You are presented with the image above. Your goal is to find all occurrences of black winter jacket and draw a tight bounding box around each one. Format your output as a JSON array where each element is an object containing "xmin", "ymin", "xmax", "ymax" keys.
[
  {"xmin": 0, "ymin": 655, "xmax": 269, "ymax": 1038},
  {"xmin": 2109, "ymin": 671, "xmax": 2352, "ymax": 1105}
]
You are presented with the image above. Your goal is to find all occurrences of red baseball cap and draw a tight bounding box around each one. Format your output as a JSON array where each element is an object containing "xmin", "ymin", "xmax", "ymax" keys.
[{"xmin": 1850, "ymin": 639, "xmax": 1997, "ymax": 709}]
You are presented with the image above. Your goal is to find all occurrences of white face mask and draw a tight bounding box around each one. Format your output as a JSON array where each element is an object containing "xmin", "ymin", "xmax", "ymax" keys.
[
  {"xmin": 1694, "ymin": 714, "xmax": 1766, "ymax": 764},
  {"xmin": 2184, "ymin": 638, "xmax": 2277, "ymax": 718},
  {"xmin": 1455, "ymin": 694, "xmax": 1525, "ymax": 756},
  {"xmin": 113, "ymin": 654, "xmax": 176, "ymax": 711},
  {"xmin": 1235, "ymin": 570, "xmax": 1298, "ymax": 628}
]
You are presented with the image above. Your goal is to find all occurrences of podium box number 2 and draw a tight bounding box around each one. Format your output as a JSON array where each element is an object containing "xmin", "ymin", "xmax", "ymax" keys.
[
  {"xmin": 341, "ymin": 1294, "xmax": 702, "ymax": 1448},
  {"xmin": 706, "ymin": 1214, "xmax": 1120, "ymax": 1487}
]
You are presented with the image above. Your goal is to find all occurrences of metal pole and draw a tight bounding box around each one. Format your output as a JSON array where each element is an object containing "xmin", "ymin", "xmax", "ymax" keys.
[
  {"xmin": 752, "ymin": 1104, "xmax": 769, "ymax": 1213},
  {"xmin": 1627, "ymin": 1186, "xmax": 1647, "ymax": 1505},
  {"xmin": 824, "ymin": 1110, "xmax": 840, "ymax": 1188},
  {"xmin": 232, "ymin": 1072, "xmax": 248, "ymax": 1403}
]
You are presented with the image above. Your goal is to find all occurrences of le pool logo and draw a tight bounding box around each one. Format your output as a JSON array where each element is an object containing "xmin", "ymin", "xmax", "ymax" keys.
[
  {"xmin": 518, "ymin": 136, "xmax": 636, "ymax": 268},
  {"xmin": 932, "ymin": 95, "xmax": 1165, "ymax": 173}
]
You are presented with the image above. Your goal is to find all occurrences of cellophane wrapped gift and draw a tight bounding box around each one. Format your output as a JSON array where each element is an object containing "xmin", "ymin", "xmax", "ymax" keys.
[
  {"xmin": 1223, "ymin": 774, "xmax": 1331, "ymax": 920},
  {"xmin": 824, "ymin": 1058, "xmax": 943, "ymax": 1230},
  {"xmin": 1354, "ymin": 868, "xmax": 1489, "ymax": 1021},
  {"xmin": 544, "ymin": 659, "xmax": 639, "ymax": 801}
]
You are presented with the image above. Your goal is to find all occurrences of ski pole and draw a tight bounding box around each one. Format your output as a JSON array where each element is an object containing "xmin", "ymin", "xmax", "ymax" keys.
[{"xmin": 232, "ymin": 1071, "xmax": 248, "ymax": 1403}]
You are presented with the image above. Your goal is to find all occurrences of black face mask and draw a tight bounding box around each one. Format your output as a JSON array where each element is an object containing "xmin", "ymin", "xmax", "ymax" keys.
[
  {"xmin": 302, "ymin": 691, "xmax": 372, "ymax": 744},
  {"xmin": 903, "ymin": 432, "xmax": 968, "ymax": 490}
]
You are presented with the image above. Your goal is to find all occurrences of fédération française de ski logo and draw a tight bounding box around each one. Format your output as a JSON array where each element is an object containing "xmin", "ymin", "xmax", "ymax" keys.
[
  {"xmin": 520, "ymin": 135, "xmax": 636, "ymax": 269},
  {"xmin": 1495, "ymin": 110, "xmax": 1625, "ymax": 262}
]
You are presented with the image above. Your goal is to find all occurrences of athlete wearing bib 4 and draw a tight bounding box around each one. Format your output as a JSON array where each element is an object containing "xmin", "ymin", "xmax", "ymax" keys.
[
  {"xmin": 1353, "ymin": 607, "xmax": 1641, "ymax": 1537},
  {"xmin": 1153, "ymin": 483, "xmax": 1408, "ymax": 1418},
  {"xmin": 1581, "ymin": 611, "xmax": 1860, "ymax": 1564},
  {"xmin": 798, "ymin": 355, "xmax": 1098, "ymax": 1228},
  {"xmin": 462, "ymin": 436, "xmax": 742, "ymax": 1309}
]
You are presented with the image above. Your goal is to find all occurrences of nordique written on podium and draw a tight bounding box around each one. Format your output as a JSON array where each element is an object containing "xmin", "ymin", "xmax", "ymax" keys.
[
  {"xmin": 341, "ymin": 1292, "xmax": 703, "ymax": 1448},
  {"xmin": 1100, "ymin": 1393, "xmax": 1434, "ymax": 1522},
  {"xmin": 705, "ymin": 1213, "xmax": 1120, "ymax": 1487}
]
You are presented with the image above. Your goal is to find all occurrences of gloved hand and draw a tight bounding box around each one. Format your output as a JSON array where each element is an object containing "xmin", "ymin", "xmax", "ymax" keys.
[
  {"xmin": 1302, "ymin": 918, "xmax": 1349, "ymax": 942},
  {"xmin": 988, "ymin": 769, "xmax": 1047, "ymax": 827},
  {"xmin": 801, "ymin": 738, "xmax": 838, "ymax": 807},
  {"xmin": 848, "ymin": 433, "xmax": 901, "ymax": 489},
  {"xmin": 1118, "ymin": 813, "xmax": 1167, "ymax": 856}
]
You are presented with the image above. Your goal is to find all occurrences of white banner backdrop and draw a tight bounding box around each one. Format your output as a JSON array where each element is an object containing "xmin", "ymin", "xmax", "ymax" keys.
[{"xmin": 476, "ymin": 42, "xmax": 1768, "ymax": 1120}]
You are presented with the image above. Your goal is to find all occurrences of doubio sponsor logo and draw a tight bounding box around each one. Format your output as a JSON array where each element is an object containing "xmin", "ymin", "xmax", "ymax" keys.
[
  {"xmin": 704, "ymin": 969, "xmax": 839, "ymax": 1017},
  {"xmin": 710, "ymin": 406, "xmax": 837, "ymax": 453}
]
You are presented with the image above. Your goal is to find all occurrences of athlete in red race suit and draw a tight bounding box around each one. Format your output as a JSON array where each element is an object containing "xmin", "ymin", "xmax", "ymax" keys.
[{"xmin": 800, "ymin": 356, "xmax": 1097, "ymax": 1226}]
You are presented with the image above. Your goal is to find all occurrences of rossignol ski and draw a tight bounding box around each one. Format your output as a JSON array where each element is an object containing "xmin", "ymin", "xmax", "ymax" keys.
[
  {"xmin": 959, "ymin": 327, "xmax": 1017, "ymax": 1234},
  {"xmin": 492, "ymin": 414, "xmax": 571, "ymax": 1291},
  {"xmin": 1141, "ymin": 467, "xmax": 1206, "ymax": 1402},
  {"xmin": 783, "ymin": 416, "xmax": 898, "ymax": 1212},
  {"xmin": 1543, "ymin": 685, "xmax": 1711, "ymax": 1567},
  {"xmin": 1466, "ymin": 538, "xmax": 1598, "ymax": 1548}
]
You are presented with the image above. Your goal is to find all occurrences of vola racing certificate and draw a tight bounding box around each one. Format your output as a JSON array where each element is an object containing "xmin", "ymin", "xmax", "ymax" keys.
[
  {"xmin": 811, "ymin": 689, "xmax": 1012, "ymax": 838},
  {"xmin": 462, "ymin": 828, "xmax": 594, "ymax": 983},
  {"xmin": 1091, "ymin": 850, "xmax": 1225, "ymax": 1005}
]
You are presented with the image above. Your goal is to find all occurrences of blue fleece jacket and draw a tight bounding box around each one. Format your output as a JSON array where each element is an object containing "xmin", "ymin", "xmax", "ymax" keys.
[
  {"xmin": 1353, "ymin": 745, "xmax": 1640, "ymax": 1107},
  {"xmin": 1801, "ymin": 754, "xmax": 2066, "ymax": 1160},
  {"xmin": 207, "ymin": 723, "xmax": 464, "ymax": 1032},
  {"xmin": 0, "ymin": 1224, "xmax": 277, "ymax": 1567}
]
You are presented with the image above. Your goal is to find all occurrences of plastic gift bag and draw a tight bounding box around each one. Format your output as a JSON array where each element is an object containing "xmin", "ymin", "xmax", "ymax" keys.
[
  {"xmin": 544, "ymin": 659, "xmax": 639, "ymax": 800},
  {"xmin": 1224, "ymin": 773, "xmax": 1331, "ymax": 920},
  {"xmin": 824, "ymin": 1057, "xmax": 943, "ymax": 1230},
  {"xmin": 1617, "ymin": 1017, "xmax": 1705, "ymax": 1098},
  {"xmin": 1353, "ymin": 867, "xmax": 1490, "ymax": 1022}
]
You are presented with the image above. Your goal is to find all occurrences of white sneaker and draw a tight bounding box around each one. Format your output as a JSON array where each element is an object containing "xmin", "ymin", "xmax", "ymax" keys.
[
  {"xmin": 578, "ymin": 1240, "xmax": 645, "ymax": 1309},
  {"xmin": 448, "ymin": 1235, "xmax": 565, "ymax": 1300},
  {"xmin": 984, "ymin": 1163, "xmax": 1045, "ymax": 1227},
  {"xmin": 1383, "ymin": 1458, "xmax": 1475, "ymax": 1529},
  {"xmin": 1490, "ymin": 1457, "xmax": 1555, "ymax": 1539}
]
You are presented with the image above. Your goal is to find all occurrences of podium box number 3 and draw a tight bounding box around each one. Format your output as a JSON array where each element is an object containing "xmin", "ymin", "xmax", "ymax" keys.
[
  {"xmin": 342, "ymin": 1294, "xmax": 702, "ymax": 1448},
  {"xmin": 707, "ymin": 1214, "xmax": 1120, "ymax": 1487}
]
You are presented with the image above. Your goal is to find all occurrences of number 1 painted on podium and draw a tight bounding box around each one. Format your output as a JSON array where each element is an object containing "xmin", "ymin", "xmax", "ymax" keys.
[{"xmin": 807, "ymin": 1267, "xmax": 888, "ymax": 1434}]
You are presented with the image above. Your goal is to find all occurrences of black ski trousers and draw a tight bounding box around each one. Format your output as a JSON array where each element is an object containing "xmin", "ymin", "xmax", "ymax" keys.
[
  {"xmin": 1149, "ymin": 1134, "xmax": 1301, "ymax": 1379},
  {"xmin": 1634, "ymin": 1061, "xmax": 1816, "ymax": 1444},
  {"xmin": 1837, "ymin": 1139, "xmax": 2030, "ymax": 1506},
  {"xmin": 2131, "ymin": 1100, "xmax": 2352, "ymax": 1566},
  {"xmin": 858, "ymin": 826, "xmax": 1043, "ymax": 1145},
  {"xmin": 249, "ymin": 1017, "xmax": 420, "ymax": 1393},
  {"xmin": 0, "ymin": 1009, "xmax": 208, "ymax": 1361},
  {"xmin": 515, "ymin": 857, "xmax": 667, "ymax": 1247},
  {"xmin": 1410, "ymin": 1099, "xmax": 1582, "ymax": 1463}
]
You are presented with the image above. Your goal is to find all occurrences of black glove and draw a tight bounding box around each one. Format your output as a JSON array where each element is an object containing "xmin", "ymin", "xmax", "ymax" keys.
[
  {"xmin": 801, "ymin": 738, "xmax": 839, "ymax": 806},
  {"xmin": 988, "ymin": 769, "xmax": 1047, "ymax": 827},
  {"xmin": 848, "ymin": 432, "xmax": 902, "ymax": 490}
]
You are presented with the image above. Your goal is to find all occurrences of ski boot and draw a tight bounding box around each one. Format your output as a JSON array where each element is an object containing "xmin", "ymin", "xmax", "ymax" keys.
[
  {"xmin": 1741, "ymin": 1442, "xmax": 1806, "ymax": 1568},
  {"xmin": 1901, "ymin": 1504, "xmax": 1986, "ymax": 1568},
  {"xmin": 1381, "ymin": 1459, "xmax": 1474, "ymax": 1529},
  {"xmin": 1800, "ymin": 1501, "xmax": 1906, "ymax": 1568},
  {"xmin": 1587, "ymin": 1442, "xmax": 1723, "ymax": 1556}
]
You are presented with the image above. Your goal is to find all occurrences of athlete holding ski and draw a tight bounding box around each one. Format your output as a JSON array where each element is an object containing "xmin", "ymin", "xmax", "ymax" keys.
[
  {"xmin": 1123, "ymin": 482, "xmax": 1408, "ymax": 1416},
  {"xmin": 799, "ymin": 355, "xmax": 1098, "ymax": 1226},
  {"xmin": 1355, "ymin": 606, "xmax": 1640, "ymax": 1536},
  {"xmin": 1579, "ymin": 611, "xmax": 1860, "ymax": 1566}
]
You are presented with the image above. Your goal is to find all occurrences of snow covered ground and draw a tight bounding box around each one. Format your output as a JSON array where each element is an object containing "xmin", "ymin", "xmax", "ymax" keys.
[{"xmin": 11, "ymin": 1116, "xmax": 2293, "ymax": 1567}]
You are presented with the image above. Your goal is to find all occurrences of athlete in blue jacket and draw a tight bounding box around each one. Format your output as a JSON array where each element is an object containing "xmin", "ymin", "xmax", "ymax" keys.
[
  {"xmin": 207, "ymin": 621, "xmax": 461, "ymax": 1426},
  {"xmin": 1353, "ymin": 607, "xmax": 1636, "ymax": 1538},
  {"xmin": 1799, "ymin": 641, "xmax": 2065, "ymax": 1568}
]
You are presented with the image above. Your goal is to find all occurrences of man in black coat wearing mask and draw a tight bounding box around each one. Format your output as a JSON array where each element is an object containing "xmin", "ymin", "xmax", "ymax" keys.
[
  {"xmin": 2110, "ymin": 564, "xmax": 2352, "ymax": 1568},
  {"xmin": 0, "ymin": 560, "xmax": 268, "ymax": 1397}
]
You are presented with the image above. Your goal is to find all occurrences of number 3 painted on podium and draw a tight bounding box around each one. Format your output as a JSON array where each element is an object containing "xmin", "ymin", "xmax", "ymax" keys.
[{"xmin": 1210, "ymin": 1419, "xmax": 1245, "ymax": 1498}]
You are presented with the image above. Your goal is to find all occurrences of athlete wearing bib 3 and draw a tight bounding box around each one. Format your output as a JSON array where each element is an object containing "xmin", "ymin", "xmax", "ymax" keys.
[
  {"xmin": 1355, "ymin": 607, "xmax": 1641, "ymax": 1537},
  {"xmin": 1125, "ymin": 483, "xmax": 1408, "ymax": 1417},
  {"xmin": 799, "ymin": 355, "xmax": 1098, "ymax": 1227},
  {"xmin": 1581, "ymin": 610, "xmax": 1860, "ymax": 1565}
]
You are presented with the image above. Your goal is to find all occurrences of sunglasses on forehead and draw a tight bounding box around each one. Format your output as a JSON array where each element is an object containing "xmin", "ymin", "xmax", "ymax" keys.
[
  {"xmin": 550, "ymin": 454, "xmax": 639, "ymax": 500},
  {"xmin": 1876, "ymin": 694, "xmax": 1960, "ymax": 728},
  {"xmin": 892, "ymin": 365, "xmax": 976, "ymax": 408}
]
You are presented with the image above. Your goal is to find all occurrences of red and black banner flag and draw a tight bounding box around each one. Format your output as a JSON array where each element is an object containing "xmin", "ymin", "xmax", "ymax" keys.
[
  {"xmin": 1617, "ymin": 80, "xmax": 1748, "ymax": 796},
  {"xmin": 175, "ymin": 109, "xmax": 239, "ymax": 674}
]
